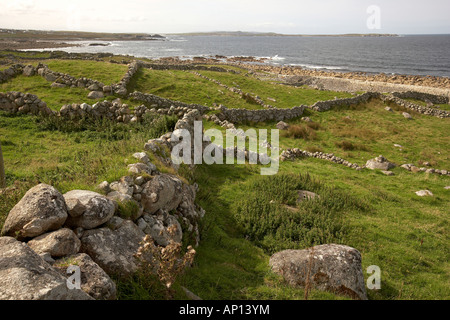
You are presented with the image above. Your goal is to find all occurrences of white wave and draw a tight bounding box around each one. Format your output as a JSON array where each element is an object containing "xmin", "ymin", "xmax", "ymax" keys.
[
  {"xmin": 290, "ymin": 63, "xmax": 344, "ymax": 70},
  {"xmin": 269, "ymin": 55, "xmax": 286, "ymax": 61}
]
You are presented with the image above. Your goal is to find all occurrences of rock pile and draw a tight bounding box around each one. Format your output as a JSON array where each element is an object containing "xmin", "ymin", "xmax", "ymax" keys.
[
  {"xmin": 400, "ymin": 163, "xmax": 449, "ymax": 176},
  {"xmin": 280, "ymin": 148, "xmax": 363, "ymax": 170}
]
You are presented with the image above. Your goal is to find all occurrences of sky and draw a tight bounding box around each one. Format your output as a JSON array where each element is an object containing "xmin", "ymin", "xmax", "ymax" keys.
[{"xmin": 0, "ymin": 0, "xmax": 449, "ymax": 35}]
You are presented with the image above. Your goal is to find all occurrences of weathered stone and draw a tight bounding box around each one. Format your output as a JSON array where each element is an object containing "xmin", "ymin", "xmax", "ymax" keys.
[
  {"xmin": 88, "ymin": 91, "xmax": 104, "ymax": 99},
  {"xmin": 0, "ymin": 237, "xmax": 92, "ymax": 300},
  {"xmin": 63, "ymin": 190, "xmax": 115, "ymax": 230},
  {"xmin": 415, "ymin": 190, "xmax": 433, "ymax": 197},
  {"xmin": 27, "ymin": 228, "xmax": 81, "ymax": 258},
  {"xmin": 269, "ymin": 244, "xmax": 367, "ymax": 300},
  {"xmin": 297, "ymin": 190, "xmax": 320, "ymax": 202},
  {"xmin": 403, "ymin": 112, "xmax": 413, "ymax": 120},
  {"xmin": 80, "ymin": 220, "xmax": 146, "ymax": 277},
  {"xmin": 276, "ymin": 121, "xmax": 290, "ymax": 130},
  {"xmin": 365, "ymin": 155, "xmax": 396, "ymax": 171},
  {"xmin": 128, "ymin": 163, "xmax": 153, "ymax": 175},
  {"xmin": 54, "ymin": 253, "xmax": 117, "ymax": 300},
  {"xmin": 142, "ymin": 213, "xmax": 182, "ymax": 247},
  {"xmin": 1, "ymin": 184, "xmax": 68, "ymax": 239},
  {"xmin": 141, "ymin": 174, "xmax": 184, "ymax": 214}
]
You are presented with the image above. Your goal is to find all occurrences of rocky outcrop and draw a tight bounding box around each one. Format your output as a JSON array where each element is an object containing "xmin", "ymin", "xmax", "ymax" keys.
[
  {"xmin": 1, "ymin": 184, "xmax": 68, "ymax": 239},
  {"xmin": 0, "ymin": 237, "xmax": 92, "ymax": 300},
  {"xmin": 269, "ymin": 244, "xmax": 368, "ymax": 300}
]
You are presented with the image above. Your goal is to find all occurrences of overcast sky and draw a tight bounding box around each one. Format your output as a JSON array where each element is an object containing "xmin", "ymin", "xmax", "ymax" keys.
[{"xmin": 0, "ymin": 0, "xmax": 449, "ymax": 34}]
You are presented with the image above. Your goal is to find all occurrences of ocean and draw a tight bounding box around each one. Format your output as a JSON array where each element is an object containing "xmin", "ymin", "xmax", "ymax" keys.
[{"xmin": 34, "ymin": 34, "xmax": 450, "ymax": 77}]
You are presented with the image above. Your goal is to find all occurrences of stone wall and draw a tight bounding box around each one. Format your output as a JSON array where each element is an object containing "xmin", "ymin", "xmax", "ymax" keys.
[
  {"xmin": 391, "ymin": 91, "xmax": 449, "ymax": 105},
  {"xmin": 0, "ymin": 91, "xmax": 53, "ymax": 116},
  {"xmin": 217, "ymin": 105, "xmax": 306, "ymax": 123},
  {"xmin": 129, "ymin": 91, "xmax": 212, "ymax": 114},
  {"xmin": 309, "ymin": 91, "xmax": 450, "ymax": 118}
]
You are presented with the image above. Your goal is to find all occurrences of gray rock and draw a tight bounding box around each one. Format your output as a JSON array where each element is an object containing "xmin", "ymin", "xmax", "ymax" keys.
[
  {"xmin": 97, "ymin": 181, "xmax": 111, "ymax": 194},
  {"xmin": 276, "ymin": 121, "xmax": 289, "ymax": 130},
  {"xmin": 128, "ymin": 163, "xmax": 153, "ymax": 175},
  {"xmin": 54, "ymin": 253, "xmax": 117, "ymax": 300},
  {"xmin": 141, "ymin": 174, "xmax": 184, "ymax": 214},
  {"xmin": 415, "ymin": 190, "xmax": 433, "ymax": 197},
  {"xmin": 142, "ymin": 213, "xmax": 182, "ymax": 247},
  {"xmin": 63, "ymin": 190, "xmax": 115, "ymax": 230},
  {"xmin": 382, "ymin": 170, "xmax": 395, "ymax": 176},
  {"xmin": 27, "ymin": 228, "xmax": 81, "ymax": 258},
  {"xmin": 0, "ymin": 237, "xmax": 92, "ymax": 300},
  {"xmin": 1, "ymin": 184, "xmax": 68, "ymax": 239},
  {"xmin": 51, "ymin": 82, "xmax": 67, "ymax": 89},
  {"xmin": 23, "ymin": 65, "xmax": 36, "ymax": 77},
  {"xmin": 80, "ymin": 220, "xmax": 146, "ymax": 277},
  {"xmin": 88, "ymin": 91, "xmax": 104, "ymax": 99},
  {"xmin": 269, "ymin": 244, "xmax": 367, "ymax": 300},
  {"xmin": 402, "ymin": 112, "xmax": 413, "ymax": 120},
  {"xmin": 297, "ymin": 190, "xmax": 320, "ymax": 202},
  {"xmin": 365, "ymin": 155, "xmax": 396, "ymax": 171}
]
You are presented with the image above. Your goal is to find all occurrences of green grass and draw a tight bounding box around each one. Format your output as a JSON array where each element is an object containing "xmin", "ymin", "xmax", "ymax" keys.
[
  {"xmin": 198, "ymin": 70, "xmax": 354, "ymax": 108},
  {"xmin": 0, "ymin": 75, "xmax": 103, "ymax": 110},
  {"xmin": 128, "ymin": 68, "xmax": 262, "ymax": 109},
  {"xmin": 44, "ymin": 60, "xmax": 128, "ymax": 85},
  {"xmin": 0, "ymin": 111, "xmax": 176, "ymax": 229}
]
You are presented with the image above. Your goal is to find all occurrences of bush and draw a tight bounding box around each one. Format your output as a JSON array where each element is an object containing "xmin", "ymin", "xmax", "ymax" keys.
[
  {"xmin": 335, "ymin": 140, "xmax": 368, "ymax": 151},
  {"xmin": 233, "ymin": 173, "xmax": 368, "ymax": 254},
  {"xmin": 283, "ymin": 124, "xmax": 317, "ymax": 140}
]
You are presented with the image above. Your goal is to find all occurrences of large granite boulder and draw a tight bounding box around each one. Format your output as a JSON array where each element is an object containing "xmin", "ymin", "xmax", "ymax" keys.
[
  {"xmin": 27, "ymin": 228, "xmax": 81, "ymax": 258},
  {"xmin": 80, "ymin": 220, "xmax": 146, "ymax": 277},
  {"xmin": 365, "ymin": 155, "xmax": 396, "ymax": 171},
  {"xmin": 1, "ymin": 184, "xmax": 68, "ymax": 239},
  {"xmin": 63, "ymin": 190, "xmax": 115, "ymax": 230},
  {"xmin": 269, "ymin": 244, "xmax": 368, "ymax": 300},
  {"xmin": 0, "ymin": 237, "xmax": 92, "ymax": 300},
  {"xmin": 54, "ymin": 253, "xmax": 117, "ymax": 300},
  {"xmin": 141, "ymin": 174, "xmax": 184, "ymax": 214}
]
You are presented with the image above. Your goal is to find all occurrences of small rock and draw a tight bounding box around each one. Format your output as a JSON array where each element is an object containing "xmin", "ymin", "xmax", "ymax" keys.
[
  {"xmin": 415, "ymin": 190, "xmax": 433, "ymax": 197},
  {"xmin": 27, "ymin": 228, "xmax": 81, "ymax": 258},
  {"xmin": 88, "ymin": 91, "xmax": 104, "ymax": 99},
  {"xmin": 402, "ymin": 112, "xmax": 413, "ymax": 120}
]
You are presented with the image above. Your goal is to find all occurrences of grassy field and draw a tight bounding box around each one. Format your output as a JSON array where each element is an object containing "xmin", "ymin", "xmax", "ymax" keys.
[{"xmin": 0, "ymin": 56, "xmax": 448, "ymax": 300}]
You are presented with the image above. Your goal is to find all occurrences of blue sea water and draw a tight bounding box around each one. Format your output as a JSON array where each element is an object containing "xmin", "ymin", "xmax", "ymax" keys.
[{"xmin": 33, "ymin": 34, "xmax": 450, "ymax": 77}]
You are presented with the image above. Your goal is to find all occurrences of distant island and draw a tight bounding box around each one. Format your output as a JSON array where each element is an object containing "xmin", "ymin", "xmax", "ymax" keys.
[
  {"xmin": 171, "ymin": 31, "xmax": 399, "ymax": 37},
  {"xmin": 0, "ymin": 29, "xmax": 166, "ymax": 50}
]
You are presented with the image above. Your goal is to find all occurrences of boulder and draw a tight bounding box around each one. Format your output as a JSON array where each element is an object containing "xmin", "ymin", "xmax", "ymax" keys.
[
  {"xmin": 88, "ymin": 91, "xmax": 104, "ymax": 99},
  {"xmin": 269, "ymin": 244, "xmax": 367, "ymax": 300},
  {"xmin": 22, "ymin": 65, "xmax": 36, "ymax": 77},
  {"xmin": 1, "ymin": 184, "xmax": 68, "ymax": 239},
  {"xmin": 51, "ymin": 82, "xmax": 67, "ymax": 89},
  {"xmin": 80, "ymin": 220, "xmax": 146, "ymax": 277},
  {"xmin": 141, "ymin": 174, "xmax": 184, "ymax": 214},
  {"xmin": 63, "ymin": 190, "xmax": 115, "ymax": 230},
  {"xmin": 402, "ymin": 112, "xmax": 413, "ymax": 120},
  {"xmin": 365, "ymin": 155, "xmax": 396, "ymax": 171},
  {"xmin": 54, "ymin": 253, "xmax": 117, "ymax": 300},
  {"xmin": 27, "ymin": 228, "xmax": 81, "ymax": 258},
  {"xmin": 276, "ymin": 121, "xmax": 289, "ymax": 130},
  {"xmin": 297, "ymin": 190, "xmax": 320, "ymax": 203},
  {"xmin": 0, "ymin": 237, "xmax": 92, "ymax": 300}
]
